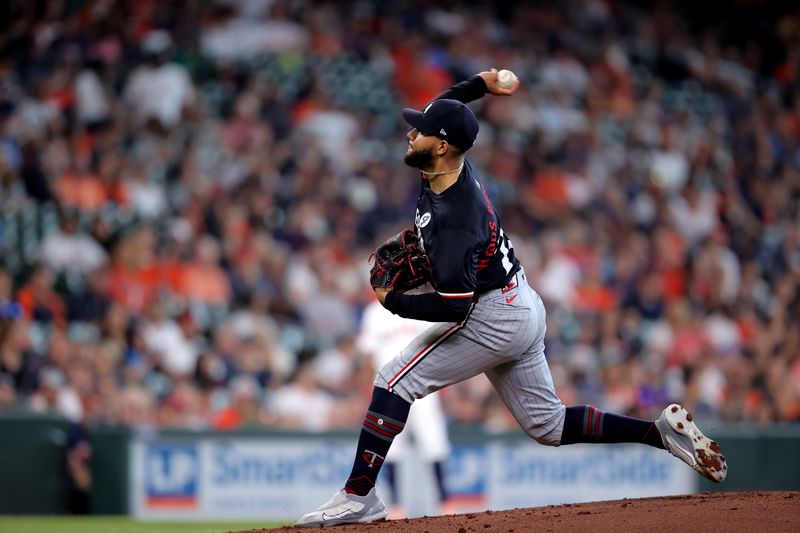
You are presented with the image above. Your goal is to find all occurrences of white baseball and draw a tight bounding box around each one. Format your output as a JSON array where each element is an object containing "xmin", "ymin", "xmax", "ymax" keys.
[{"xmin": 497, "ymin": 69, "xmax": 518, "ymax": 89}]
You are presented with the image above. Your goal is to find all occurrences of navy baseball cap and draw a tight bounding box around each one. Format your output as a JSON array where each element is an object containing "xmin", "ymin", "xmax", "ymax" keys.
[{"xmin": 402, "ymin": 99, "xmax": 479, "ymax": 151}]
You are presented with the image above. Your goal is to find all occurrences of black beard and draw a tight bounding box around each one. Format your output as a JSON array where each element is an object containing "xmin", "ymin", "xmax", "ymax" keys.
[{"xmin": 404, "ymin": 146, "xmax": 435, "ymax": 170}]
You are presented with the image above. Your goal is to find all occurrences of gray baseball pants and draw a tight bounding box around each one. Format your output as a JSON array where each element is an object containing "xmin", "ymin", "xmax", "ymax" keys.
[{"xmin": 375, "ymin": 269, "xmax": 566, "ymax": 446}]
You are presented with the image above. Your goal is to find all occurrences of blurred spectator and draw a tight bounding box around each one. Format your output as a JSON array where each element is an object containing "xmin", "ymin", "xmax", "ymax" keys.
[
  {"xmin": 28, "ymin": 367, "xmax": 83, "ymax": 423},
  {"xmin": 0, "ymin": 268, "xmax": 17, "ymax": 307},
  {"xmin": 65, "ymin": 421, "xmax": 92, "ymax": 514},
  {"xmin": 272, "ymin": 356, "xmax": 335, "ymax": 431},
  {"xmin": 211, "ymin": 374, "xmax": 269, "ymax": 430},
  {"xmin": 116, "ymin": 386, "xmax": 156, "ymax": 429},
  {"xmin": 68, "ymin": 267, "xmax": 112, "ymax": 323},
  {"xmin": 200, "ymin": 2, "xmax": 309, "ymax": 60},
  {"xmin": 139, "ymin": 296, "xmax": 197, "ymax": 377},
  {"xmin": 55, "ymin": 157, "xmax": 108, "ymax": 215},
  {"xmin": 0, "ymin": 320, "xmax": 42, "ymax": 394},
  {"xmin": 124, "ymin": 30, "xmax": 196, "ymax": 131},
  {"xmin": 107, "ymin": 225, "xmax": 161, "ymax": 314},
  {"xmin": 174, "ymin": 235, "xmax": 231, "ymax": 306},
  {"xmin": 0, "ymin": 374, "xmax": 16, "ymax": 407},
  {"xmin": 16, "ymin": 265, "xmax": 67, "ymax": 328},
  {"xmin": 123, "ymin": 163, "xmax": 168, "ymax": 220},
  {"xmin": 20, "ymin": 142, "xmax": 55, "ymax": 203},
  {"xmin": 39, "ymin": 210, "xmax": 107, "ymax": 275},
  {"xmin": 314, "ymin": 335, "xmax": 359, "ymax": 395},
  {"xmin": 74, "ymin": 58, "xmax": 111, "ymax": 128},
  {"xmin": 159, "ymin": 379, "xmax": 207, "ymax": 430}
]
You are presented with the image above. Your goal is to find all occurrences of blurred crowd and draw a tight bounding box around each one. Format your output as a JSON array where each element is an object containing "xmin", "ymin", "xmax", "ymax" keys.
[{"xmin": 1, "ymin": 0, "xmax": 799, "ymax": 436}]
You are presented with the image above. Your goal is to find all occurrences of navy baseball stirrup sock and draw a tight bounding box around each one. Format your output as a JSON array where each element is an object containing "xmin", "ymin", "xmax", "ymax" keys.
[
  {"xmin": 559, "ymin": 405, "xmax": 665, "ymax": 448},
  {"xmin": 344, "ymin": 386, "xmax": 411, "ymax": 496}
]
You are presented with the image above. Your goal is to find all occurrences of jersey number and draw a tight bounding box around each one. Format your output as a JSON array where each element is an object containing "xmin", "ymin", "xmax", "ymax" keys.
[{"xmin": 499, "ymin": 228, "xmax": 514, "ymax": 275}]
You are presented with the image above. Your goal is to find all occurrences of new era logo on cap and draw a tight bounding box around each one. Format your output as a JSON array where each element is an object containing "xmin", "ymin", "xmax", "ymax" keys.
[{"xmin": 402, "ymin": 99, "xmax": 479, "ymax": 151}]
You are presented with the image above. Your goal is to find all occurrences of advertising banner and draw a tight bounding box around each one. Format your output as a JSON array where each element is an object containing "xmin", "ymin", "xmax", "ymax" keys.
[
  {"xmin": 130, "ymin": 435, "xmax": 695, "ymax": 520},
  {"xmin": 131, "ymin": 437, "xmax": 355, "ymax": 520},
  {"xmin": 446, "ymin": 441, "xmax": 695, "ymax": 511}
]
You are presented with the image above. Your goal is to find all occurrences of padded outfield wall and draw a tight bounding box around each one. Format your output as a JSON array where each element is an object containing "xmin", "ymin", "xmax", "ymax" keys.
[{"xmin": 1, "ymin": 414, "xmax": 798, "ymax": 518}]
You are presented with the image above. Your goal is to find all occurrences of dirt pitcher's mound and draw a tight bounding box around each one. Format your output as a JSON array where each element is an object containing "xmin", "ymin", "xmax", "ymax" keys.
[{"xmin": 246, "ymin": 491, "xmax": 800, "ymax": 533}]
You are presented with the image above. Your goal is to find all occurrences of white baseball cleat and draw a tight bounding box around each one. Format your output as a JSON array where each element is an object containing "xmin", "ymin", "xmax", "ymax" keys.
[
  {"xmin": 655, "ymin": 403, "xmax": 728, "ymax": 483},
  {"xmin": 298, "ymin": 487, "xmax": 387, "ymax": 527}
]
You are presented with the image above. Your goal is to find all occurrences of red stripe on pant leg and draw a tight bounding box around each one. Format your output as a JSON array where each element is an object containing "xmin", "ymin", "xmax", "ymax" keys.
[
  {"xmin": 594, "ymin": 409, "xmax": 602, "ymax": 440},
  {"xmin": 643, "ymin": 423, "xmax": 656, "ymax": 442},
  {"xmin": 388, "ymin": 322, "xmax": 460, "ymax": 388}
]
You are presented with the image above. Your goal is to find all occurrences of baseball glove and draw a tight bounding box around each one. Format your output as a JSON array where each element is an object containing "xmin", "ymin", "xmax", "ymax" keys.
[{"xmin": 369, "ymin": 228, "xmax": 432, "ymax": 293}]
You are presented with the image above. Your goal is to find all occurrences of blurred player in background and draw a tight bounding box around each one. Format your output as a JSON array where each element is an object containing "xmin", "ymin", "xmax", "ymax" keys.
[{"xmin": 357, "ymin": 300, "xmax": 454, "ymax": 518}]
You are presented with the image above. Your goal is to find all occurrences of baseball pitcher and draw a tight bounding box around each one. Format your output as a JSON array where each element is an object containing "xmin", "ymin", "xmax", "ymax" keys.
[{"xmin": 299, "ymin": 69, "xmax": 727, "ymax": 527}]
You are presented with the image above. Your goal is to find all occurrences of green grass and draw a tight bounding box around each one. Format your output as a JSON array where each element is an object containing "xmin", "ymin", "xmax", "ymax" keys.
[{"xmin": 0, "ymin": 516, "xmax": 290, "ymax": 533}]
